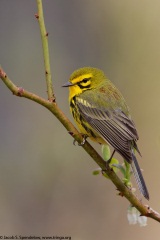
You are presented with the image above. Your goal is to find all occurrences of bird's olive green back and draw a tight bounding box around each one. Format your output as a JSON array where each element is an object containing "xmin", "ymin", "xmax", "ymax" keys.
[{"xmin": 69, "ymin": 67, "xmax": 130, "ymax": 116}]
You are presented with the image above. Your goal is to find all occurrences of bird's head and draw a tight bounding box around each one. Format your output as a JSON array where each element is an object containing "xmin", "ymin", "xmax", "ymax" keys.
[{"xmin": 62, "ymin": 67, "xmax": 106, "ymax": 99}]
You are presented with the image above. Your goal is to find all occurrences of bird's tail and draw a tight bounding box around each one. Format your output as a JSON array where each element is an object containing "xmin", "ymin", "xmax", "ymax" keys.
[{"xmin": 131, "ymin": 151, "xmax": 149, "ymax": 200}]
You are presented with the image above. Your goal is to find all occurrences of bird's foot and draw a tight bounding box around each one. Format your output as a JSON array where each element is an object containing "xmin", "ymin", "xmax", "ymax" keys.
[{"xmin": 73, "ymin": 134, "xmax": 88, "ymax": 146}]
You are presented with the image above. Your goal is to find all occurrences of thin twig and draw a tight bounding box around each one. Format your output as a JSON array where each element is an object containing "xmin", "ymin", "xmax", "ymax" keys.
[{"xmin": 36, "ymin": 0, "xmax": 55, "ymax": 102}]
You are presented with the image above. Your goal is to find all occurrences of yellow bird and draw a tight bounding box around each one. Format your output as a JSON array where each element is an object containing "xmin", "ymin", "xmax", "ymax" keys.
[{"xmin": 63, "ymin": 67, "xmax": 149, "ymax": 200}]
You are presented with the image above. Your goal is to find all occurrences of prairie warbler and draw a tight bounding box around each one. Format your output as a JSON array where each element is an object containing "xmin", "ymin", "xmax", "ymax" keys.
[{"xmin": 62, "ymin": 67, "xmax": 149, "ymax": 200}]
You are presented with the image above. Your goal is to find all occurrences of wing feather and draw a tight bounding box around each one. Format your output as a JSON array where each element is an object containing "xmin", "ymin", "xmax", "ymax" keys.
[{"xmin": 76, "ymin": 98, "xmax": 139, "ymax": 162}]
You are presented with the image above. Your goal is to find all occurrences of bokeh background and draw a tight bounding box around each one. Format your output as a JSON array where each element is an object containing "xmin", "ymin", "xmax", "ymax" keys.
[{"xmin": 0, "ymin": 0, "xmax": 160, "ymax": 239}]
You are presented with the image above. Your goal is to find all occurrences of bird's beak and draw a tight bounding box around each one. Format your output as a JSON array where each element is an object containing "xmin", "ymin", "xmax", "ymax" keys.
[{"xmin": 62, "ymin": 81, "xmax": 74, "ymax": 87}]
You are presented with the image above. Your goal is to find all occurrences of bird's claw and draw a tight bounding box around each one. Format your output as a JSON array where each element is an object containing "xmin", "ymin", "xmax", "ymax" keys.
[{"xmin": 73, "ymin": 134, "xmax": 88, "ymax": 146}]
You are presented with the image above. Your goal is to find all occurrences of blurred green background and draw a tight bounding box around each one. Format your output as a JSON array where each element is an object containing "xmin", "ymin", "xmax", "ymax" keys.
[{"xmin": 0, "ymin": 0, "xmax": 160, "ymax": 239}]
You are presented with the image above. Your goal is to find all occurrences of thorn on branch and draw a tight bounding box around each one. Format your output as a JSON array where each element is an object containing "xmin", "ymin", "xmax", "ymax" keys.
[
  {"xmin": 0, "ymin": 69, "xmax": 7, "ymax": 78},
  {"xmin": 45, "ymin": 70, "xmax": 48, "ymax": 75},
  {"xmin": 118, "ymin": 192, "xmax": 124, "ymax": 197},
  {"xmin": 68, "ymin": 131, "xmax": 75, "ymax": 137},
  {"xmin": 35, "ymin": 13, "xmax": 39, "ymax": 19},
  {"xmin": 52, "ymin": 97, "xmax": 56, "ymax": 103},
  {"xmin": 47, "ymin": 96, "xmax": 56, "ymax": 103},
  {"xmin": 49, "ymin": 98, "xmax": 56, "ymax": 103},
  {"xmin": 46, "ymin": 32, "xmax": 49, "ymax": 37},
  {"xmin": 16, "ymin": 87, "xmax": 24, "ymax": 97}
]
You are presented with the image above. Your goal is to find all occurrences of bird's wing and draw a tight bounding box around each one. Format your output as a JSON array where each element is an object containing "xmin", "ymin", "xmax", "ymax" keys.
[{"xmin": 76, "ymin": 96, "xmax": 139, "ymax": 162}]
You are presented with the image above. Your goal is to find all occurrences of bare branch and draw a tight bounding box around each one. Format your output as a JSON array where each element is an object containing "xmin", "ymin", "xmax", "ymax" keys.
[{"xmin": 36, "ymin": 0, "xmax": 55, "ymax": 102}]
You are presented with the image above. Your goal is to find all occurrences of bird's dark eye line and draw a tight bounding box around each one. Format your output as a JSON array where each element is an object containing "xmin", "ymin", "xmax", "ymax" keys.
[
  {"xmin": 81, "ymin": 77, "xmax": 91, "ymax": 83},
  {"xmin": 77, "ymin": 77, "xmax": 91, "ymax": 89},
  {"xmin": 82, "ymin": 79, "xmax": 88, "ymax": 83}
]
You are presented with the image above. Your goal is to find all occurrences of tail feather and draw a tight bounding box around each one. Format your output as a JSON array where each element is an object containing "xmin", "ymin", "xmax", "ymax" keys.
[{"xmin": 131, "ymin": 151, "xmax": 149, "ymax": 200}]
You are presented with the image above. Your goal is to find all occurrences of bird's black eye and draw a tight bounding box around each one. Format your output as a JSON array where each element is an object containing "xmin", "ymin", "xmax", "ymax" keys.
[
  {"xmin": 78, "ymin": 77, "xmax": 91, "ymax": 89},
  {"xmin": 82, "ymin": 78, "xmax": 89, "ymax": 83}
]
